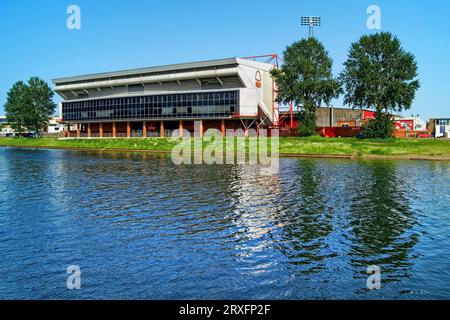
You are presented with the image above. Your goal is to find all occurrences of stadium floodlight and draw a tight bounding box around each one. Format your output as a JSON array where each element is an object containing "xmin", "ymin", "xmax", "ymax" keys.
[{"xmin": 300, "ymin": 16, "xmax": 321, "ymax": 38}]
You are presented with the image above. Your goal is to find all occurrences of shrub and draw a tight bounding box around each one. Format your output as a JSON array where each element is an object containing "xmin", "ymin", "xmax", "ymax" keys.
[
  {"xmin": 361, "ymin": 113, "xmax": 394, "ymax": 139},
  {"xmin": 298, "ymin": 110, "xmax": 317, "ymax": 137}
]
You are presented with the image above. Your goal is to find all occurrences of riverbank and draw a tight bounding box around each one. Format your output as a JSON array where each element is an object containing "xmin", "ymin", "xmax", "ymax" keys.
[{"xmin": 0, "ymin": 136, "xmax": 449, "ymax": 161}]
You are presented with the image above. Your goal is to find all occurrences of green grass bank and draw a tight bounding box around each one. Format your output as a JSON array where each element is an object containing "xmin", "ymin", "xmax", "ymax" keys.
[{"xmin": 0, "ymin": 136, "xmax": 449, "ymax": 160}]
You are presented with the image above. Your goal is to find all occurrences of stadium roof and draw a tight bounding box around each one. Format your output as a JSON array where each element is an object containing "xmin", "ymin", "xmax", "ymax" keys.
[{"xmin": 52, "ymin": 58, "xmax": 273, "ymax": 85}]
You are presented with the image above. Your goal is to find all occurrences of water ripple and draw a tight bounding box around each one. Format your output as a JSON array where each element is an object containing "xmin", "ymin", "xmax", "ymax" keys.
[{"xmin": 0, "ymin": 148, "xmax": 449, "ymax": 299}]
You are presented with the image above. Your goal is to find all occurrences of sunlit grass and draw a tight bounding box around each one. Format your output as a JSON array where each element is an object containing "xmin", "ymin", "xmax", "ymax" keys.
[{"xmin": 0, "ymin": 136, "xmax": 449, "ymax": 158}]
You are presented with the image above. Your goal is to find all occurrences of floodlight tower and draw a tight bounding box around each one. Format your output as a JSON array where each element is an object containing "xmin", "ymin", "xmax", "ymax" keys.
[{"xmin": 301, "ymin": 16, "xmax": 321, "ymax": 38}]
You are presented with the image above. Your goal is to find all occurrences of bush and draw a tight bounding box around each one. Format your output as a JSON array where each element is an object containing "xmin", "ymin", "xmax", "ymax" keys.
[
  {"xmin": 298, "ymin": 110, "xmax": 317, "ymax": 137},
  {"xmin": 361, "ymin": 112, "xmax": 394, "ymax": 139}
]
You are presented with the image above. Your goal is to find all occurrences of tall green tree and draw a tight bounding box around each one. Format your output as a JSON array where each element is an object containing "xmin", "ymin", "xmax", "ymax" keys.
[
  {"xmin": 340, "ymin": 32, "xmax": 420, "ymax": 138},
  {"xmin": 4, "ymin": 77, "xmax": 56, "ymax": 136},
  {"xmin": 4, "ymin": 81, "xmax": 28, "ymax": 135},
  {"xmin": 24, "ymin": 77, "xmax": 56, "ymax": 135},
  {"xmin": 271, "ymin": 38, "xmax": 341, "ymax": 136}
]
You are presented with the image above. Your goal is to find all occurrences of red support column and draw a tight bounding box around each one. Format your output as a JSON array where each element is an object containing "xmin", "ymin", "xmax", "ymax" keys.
[
  {"xmin": 143, "ymin": 121, "xmax": 147, "ymax": 138},
  {"xmin": 289, "ymin": 101, "xmax": 294, "ymax": 129},
  {"xmin": 221, "ymin": 119, "xmax": 226, "ymax": 137},
  {"xmin": 199, "ymin": 120, "xmax": 204, "ymax": 138},
  {"xmin": 244, "ymin": 121, "xmax": 249, "ymax": 137},
  {"xmin": 160, "ymin": 121, "xmax": 165, "ymax": 138},
  {"xmin": 87, "ymin": 123, "xmax": 91, "ymax": 138},
  {"xmin": 76, "ymin": 125, "xmax": 80, "ymax": 138},
  {"xmin": 112, "ymin": 122, "xmax": 117, "ymax": 138},
  {"xmin": 179, "ymin": 120, "xmax": 184, "ymax": 138},
  {"xmin": 127, "ymin": 121, "xmax": 131, "ymax": 138},
  {"xmin": 99, "ymin": 122, "xmax": 103, "ymax": 138}
]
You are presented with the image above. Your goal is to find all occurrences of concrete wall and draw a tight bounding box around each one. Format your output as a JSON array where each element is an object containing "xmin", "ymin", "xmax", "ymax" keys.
[
  {"xmin": 239, "ymin": 64, "xmax": 275, "ymax": 121},
  {"xmin": 239, "ymin": 89, "xmax": 259, "ymax": 116}
]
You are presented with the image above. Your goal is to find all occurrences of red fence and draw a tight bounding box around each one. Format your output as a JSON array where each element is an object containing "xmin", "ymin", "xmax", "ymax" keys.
[
  {"xmin": 316, "ymin": 127, "xmax": 431, "ymax": 139},
  {"xmin": 392, "ymin": 130, "xmax": 431, "ymax": 139},
  {"xmin": 316, "ymin": 127, "xmax": 362, "ymax": 138}
]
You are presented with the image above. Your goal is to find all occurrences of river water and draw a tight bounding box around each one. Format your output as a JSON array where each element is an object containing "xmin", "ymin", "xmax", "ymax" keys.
[{"xmin": 0, "ymin": 147, "xmax": 449, "ymax": 299}]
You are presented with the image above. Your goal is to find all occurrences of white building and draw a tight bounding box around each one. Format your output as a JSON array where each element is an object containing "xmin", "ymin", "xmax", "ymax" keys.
[
  {"xmin": 46, "ymin": 117, "xmax": 65, "ymax": 134},
  {"xmin": 0, "ymin": 116, "xmax": 12, "ymax": 136},
  {"xmin": 0, "ymin": 115, "xmax": 65, "ymax": 136},
  {"xmin": 394, "ymin": 115, "xmax": 427, "ymax": 131},
  {"xmin": 433, "ymin": 118, "xmax": 450, "ymax": 138},
  {"xmin": 0, "ymin": 115, "xmax": 7, "ymax": 126}
]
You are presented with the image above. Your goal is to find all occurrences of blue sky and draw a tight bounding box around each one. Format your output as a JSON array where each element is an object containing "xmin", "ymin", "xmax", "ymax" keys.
[{"xmin": 0, "ymin": 0, "xmax": 449, "ymax": 120}]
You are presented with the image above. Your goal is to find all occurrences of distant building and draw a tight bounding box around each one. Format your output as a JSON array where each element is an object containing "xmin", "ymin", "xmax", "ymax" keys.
[
  {"xmin": 316, "ymin": 107, "xmax": 376, "ymax": 127},
  {"xmin": 0, "ymin": 116, "xmax": 13, "ymax": 136},
  {"xmin": 429, "ymin": 118, "xmax": 450, "ymax": 138},
  {"xmin": 280, "ymin": 107, "xmax": 432, "ymax": 138},
  {"xmin": 394, "ymin": 116, "xmax": 427, "ymax": 131},
  {"xmin": 0, "ymin": 115, "xmax": 65, "ymax": 136},
  {"xmin": 44, "ymin": 117, "xmax": 65, "ymax": 134},
  {"xmin": 281, "ymin": 107, "xmax": 429, "ymax": 131},
  {"xmin": 279, "ymin": 107, "xmax": 376, "ymax": 129}
]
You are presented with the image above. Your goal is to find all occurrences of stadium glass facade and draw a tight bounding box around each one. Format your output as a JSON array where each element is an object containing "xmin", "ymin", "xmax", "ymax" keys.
[{"xmin": 62, "ymin": 91, "xmax": 239, "ymax": 122}]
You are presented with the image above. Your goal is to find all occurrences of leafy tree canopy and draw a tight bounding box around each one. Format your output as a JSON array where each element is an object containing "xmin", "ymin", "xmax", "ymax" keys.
[
  {"xmin": 25, "ymin": 77, "xmax": 57, "ymax": 134},
  {"xmin": 5, "ymin": 81, "xmax": 28, "ymax": 134},
  {"xmin": 271, "ymin": 37, "xmax": 341, "ymax": 110},
  {"xmin": 4, "ymin": 77, "xmax": 56, "ymax": 135},
  {"xmin": 271, "ymin": 38, "xmax": 341, "ymax": 136},
  {"xmin": 340, "ymin": 32, "xmax": 420, "ymax": 114}
]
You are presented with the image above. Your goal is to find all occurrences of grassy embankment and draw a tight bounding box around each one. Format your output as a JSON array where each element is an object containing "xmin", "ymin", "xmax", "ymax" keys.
[{"xmin": 0, "ymin": 136, "xmax": 449, "ymax": 160}]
